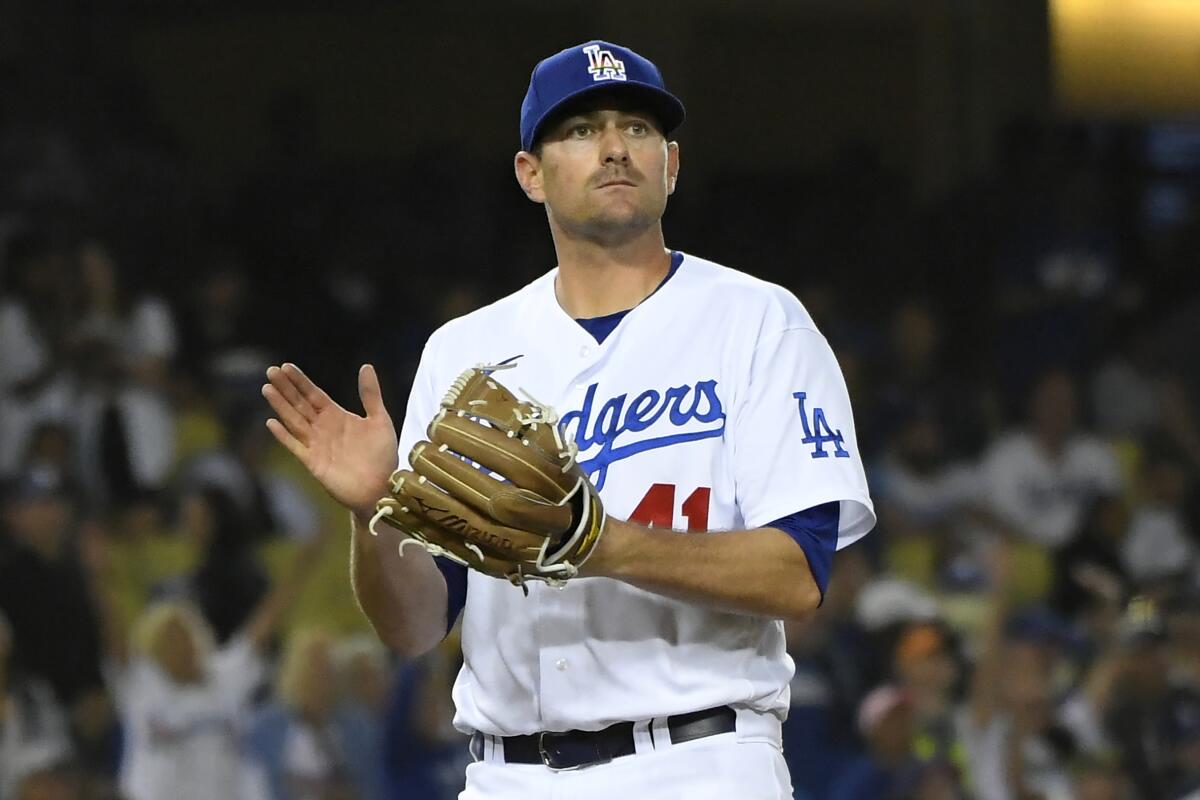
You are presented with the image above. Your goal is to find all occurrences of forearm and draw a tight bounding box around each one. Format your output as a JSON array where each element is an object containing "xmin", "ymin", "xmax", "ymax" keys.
[
  {"xmin": 585, "ymin": 520, "xmax": 821, "ymax": 621},
  {"xmin": 350, "ymin": 512, "xmax": 449, "ymax": 658}
]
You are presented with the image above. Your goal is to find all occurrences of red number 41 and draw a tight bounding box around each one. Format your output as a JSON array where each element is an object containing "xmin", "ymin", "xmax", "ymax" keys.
[{"xmin": 629, "ymin": 483, "xmax": 711, "ymax": 532}]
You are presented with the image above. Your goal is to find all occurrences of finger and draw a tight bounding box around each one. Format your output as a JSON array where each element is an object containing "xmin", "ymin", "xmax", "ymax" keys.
[
  {"xmin": 266, "ymin": 366, "xmax": 318, "ymax": 422},
  {"xmin": 261, "ymin": 384, "xmax": 311, "ymax": 443},
  {"xmin": 265, "ymin": 418, "xmax": 309, "ymax": 463},
  {"xmin": 359, "ymin": 364, "xmax": 389, "ymax": 420},
  {"xmin": 281, "ymin": 363, "xmax": 332, "ymax": 412}
]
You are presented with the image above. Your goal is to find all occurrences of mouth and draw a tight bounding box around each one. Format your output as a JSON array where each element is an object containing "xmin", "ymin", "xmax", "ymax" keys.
[{"xmin": 597, "ymin": 180, "xmax": 636, "ymax": 189}]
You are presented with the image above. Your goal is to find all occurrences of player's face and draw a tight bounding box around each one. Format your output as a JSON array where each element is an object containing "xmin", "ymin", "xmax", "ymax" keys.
[{"xmin": 517, "ymin": 102, "xmax": 680, "ymax": 244}]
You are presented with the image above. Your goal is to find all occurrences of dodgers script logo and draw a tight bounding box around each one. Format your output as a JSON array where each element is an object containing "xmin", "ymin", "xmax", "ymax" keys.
[
  {"xmin": 560, "ymin": 380, "xmax": 725, "ymax": 490},
  {"xmin": 583, "ymin": 43, "xmax": 627, "ymax": 82}
]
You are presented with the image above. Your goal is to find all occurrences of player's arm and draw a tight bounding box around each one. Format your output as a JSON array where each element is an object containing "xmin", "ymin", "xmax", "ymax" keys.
[
  {"xmin": 348, "ymin": 508, "xmax": 451, "ymax": 657},
  {"xmin": 584, "ymin": 512, "xmax": 831, "ymax": 622},
  {"xmin": 262, "ymin": 362, "xmax": 449, "ymax": 659}
]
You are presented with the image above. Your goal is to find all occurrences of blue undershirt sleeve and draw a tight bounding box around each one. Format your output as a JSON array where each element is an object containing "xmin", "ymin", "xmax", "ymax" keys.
[
  {"xmin": 765, "ymin": 502, "xmax": 840, "ymax": 603},
  {"xmin": 436, "ymin": 559, "xmax": 468, "ymax": 636}
]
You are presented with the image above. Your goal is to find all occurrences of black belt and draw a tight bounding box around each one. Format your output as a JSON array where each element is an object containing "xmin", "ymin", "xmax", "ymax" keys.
[{"xmin": 481, "ymin": 705, "xmax": 737, "ymax": 770}]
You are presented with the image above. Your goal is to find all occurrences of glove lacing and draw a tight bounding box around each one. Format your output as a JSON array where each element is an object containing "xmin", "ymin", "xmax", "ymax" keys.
[{"xmin": 371, "ymin": 361, "xmax": 585, "ymax": 589}]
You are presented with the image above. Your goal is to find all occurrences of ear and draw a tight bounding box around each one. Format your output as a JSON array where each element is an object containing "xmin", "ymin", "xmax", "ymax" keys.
[
  {"xmin": 514, "ymin": 151, "xmax": 546, "ymax": 204},
  {"xmin": 666, "ymin": 140, "xmax": 681, "ymax": 195}
]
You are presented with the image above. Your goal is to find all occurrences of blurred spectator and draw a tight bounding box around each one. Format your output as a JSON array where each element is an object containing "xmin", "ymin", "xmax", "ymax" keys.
[
  {"xmin": 83, "ymin": 523, "xmax": 327, "ymax": 800},
  {"xmin": 1163, "ymin": 689, "xmax": 1200, "ymax": 799},
  {"xmin": 868, "ymin": 301, "xmax": 989, "ymax": 461},
  {"xmin": 1050, "ymin": 494, "xmax": 1130, "ymax": 620},
  {"xmin": 1168, "ymin": 595, "xmax": 1200, "ymax": 693},
  {"xmin": 383, "ymin": 639, "xmax": 471, "ymax": 800},
  {"xmin": 979, "ymin": 370, "xmax": 1122, "ymax": 550},
  {"xmin": 335, "ymin": 636, "xmax": 391, "ymax": 720},
  {"xmin": 1156, "ymin": 379, "xmax": 1200, "ymax": 488},
  {"xmin": 1121, "ymin": 440, "xmax": 1197, "ymax": 590},
  {"xmin": 0, "ymin": 610, "xmax": 72, "ymax": 800},
  {"xmin": 0, "ymin": 231, "xmax": 74, "ymax": 478},
  {"xmin": 13, "ymin": 765, "xmax": 82, "ymax": 800},
  {"xmin": 872, "ymin": 405, "xmax": 980, "ymax": 538},
  {"xmin": 962, "ymin": 540, "xmax": 1076, "ymax": 800},
  {"xmin": 870, "ymin": 399, "xmax": 984, "ymax": 591},
  {"xmin": 246, "ymin": 630, "xmax": 385, "ymax": 800},
  {"xmin": 177, "ymin": 256, "xmax": 274, "ymax": 409},
  {"xmin": 169, "ymin": 486, "xmax": 270, "ymax": 643},
  {"xmin": 784, "ymin": 547, "xmax": 877, "ymax": 799},
  {"xmin": 1069, "ymin": 755, "xmax": 1133, "ymax": 800},
  {"xmin": 828, "ymin": 685, "xmax": 923, "ymax": 800},
  {"xmin": 98, "ymin": 490, "xmax": 195, "ymax": 630},
  {"xmin": 1101, "ymin": 598, "xmax": 1200, "ymax": 800},
  {"xmin": 903, "ymin": 759, "xmax": 964, "ymax": 800},
  {"xmin": 69, "ymin": 238, "xmax": 177, "ymax": 509},
  {"xmin": 892, "ymin": 623, "xmax": 967, "ymax": 775},
  {"xmin": 18, "ymin": 423, "xmax": 78, "ymax": 494},
  {"xmin": 0, "ymin": 468, "xmax": 107, "ymax": 720},
  {"xmin": 854, "ymin": 577, "xmax": 939, "ymax": 635},
  {"xmin": 1090, "ymin": 356, "xmax": 1160, "ymax": 440},
  {"xmin": 180, "ymin": 410, "xmax": 322, "ymax": 544}
]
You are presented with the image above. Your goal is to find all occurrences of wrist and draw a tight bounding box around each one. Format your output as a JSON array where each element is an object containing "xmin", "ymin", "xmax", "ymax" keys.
[
  {"xmin": 354, "ymin": 483, "xmax": 390, "ymax": 523},
  {"xmin": 351, "ymin": 506, "xmax": 382, "ymax": 537},
  {"xmin": 581, "ymin": 518, "xmax": 633, "ymax": 578}
]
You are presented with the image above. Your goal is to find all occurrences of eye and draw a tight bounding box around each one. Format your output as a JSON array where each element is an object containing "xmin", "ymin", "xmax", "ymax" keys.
[
  {"xmin": 569, "ymin": 123, "xmax": 593, "ymax": 139},
  {"xmin": 628, "ymin": 121, "xmax": 649, "ymax": 136}
]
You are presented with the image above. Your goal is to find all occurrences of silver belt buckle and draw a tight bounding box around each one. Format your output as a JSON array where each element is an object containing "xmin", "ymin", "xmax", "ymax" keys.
[{"xmin": 537, "ymin": 731, "xmax": 591, "ymax": 772}]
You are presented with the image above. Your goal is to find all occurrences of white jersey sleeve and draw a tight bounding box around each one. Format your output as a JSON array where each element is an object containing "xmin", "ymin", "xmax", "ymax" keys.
[
  {"xmin": 395, "ymin": 333, "xmax": 446, "ymax": 465},
  {"xmin": 730, "ymin": 325, "xmax": 875, "ymax": 549}
]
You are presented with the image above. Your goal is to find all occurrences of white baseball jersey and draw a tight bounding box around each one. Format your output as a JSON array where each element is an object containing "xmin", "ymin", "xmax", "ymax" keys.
[
  {"xmin": 395, "ymin": 252, "xmax": 875, "ymax": 737},
  {"xmin": 115, "ymin": 637, "xmax": 265, "ymax": 800}
]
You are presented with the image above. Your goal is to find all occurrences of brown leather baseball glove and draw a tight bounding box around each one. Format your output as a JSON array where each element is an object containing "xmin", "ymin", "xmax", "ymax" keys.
[{"xmin": 368, "ymin": 364, "xmax": 605, "ymax": 590}]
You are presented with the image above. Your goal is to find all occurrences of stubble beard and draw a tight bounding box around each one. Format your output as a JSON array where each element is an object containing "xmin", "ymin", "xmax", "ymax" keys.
[{"xmin": 554, "ymin": 194, "xmax": 663, "ymax": 247}]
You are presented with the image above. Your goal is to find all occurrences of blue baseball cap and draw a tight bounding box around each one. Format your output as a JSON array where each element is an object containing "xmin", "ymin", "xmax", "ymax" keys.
[{"xmin": 520, "ymin": 40, "xmax": 686, "ymax": 153}]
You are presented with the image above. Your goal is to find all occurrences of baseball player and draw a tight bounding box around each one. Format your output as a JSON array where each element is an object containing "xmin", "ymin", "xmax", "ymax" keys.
[{"xmin": 262, "ymin": 40, "xmax": 875, "ymax": 799}]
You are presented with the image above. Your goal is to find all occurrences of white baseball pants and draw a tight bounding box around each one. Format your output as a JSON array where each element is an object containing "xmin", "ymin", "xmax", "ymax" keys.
[{"xmin": 460, "ymin": 730, "xmax": 792, "ymax": 799}]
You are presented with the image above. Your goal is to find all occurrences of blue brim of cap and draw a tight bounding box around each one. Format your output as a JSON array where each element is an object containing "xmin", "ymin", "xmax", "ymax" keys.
[{"xmin": 524, "ymin": 81, "xmax": 686, "ymax": 152}]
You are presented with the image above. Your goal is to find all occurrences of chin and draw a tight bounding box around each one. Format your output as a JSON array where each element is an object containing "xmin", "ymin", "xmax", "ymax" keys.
[{"xmin": 585, "ymin": 203, "xmax": 657, "ymax": 233}]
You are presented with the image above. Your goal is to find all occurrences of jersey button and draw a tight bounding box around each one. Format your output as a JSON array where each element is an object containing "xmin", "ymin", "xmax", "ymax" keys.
[
  {"xmin": 555, "ymin": 658, "xmax": 569, "ymax": 671},
  {"xmin": 579, "ymin": 345, "xmax": 591, "ymax": 358}
]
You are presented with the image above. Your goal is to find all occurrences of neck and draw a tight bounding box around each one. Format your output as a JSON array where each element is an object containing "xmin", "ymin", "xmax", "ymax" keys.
[{"xmin": 550, "ymin": 223, "xmax": 671, "ymax": 318}]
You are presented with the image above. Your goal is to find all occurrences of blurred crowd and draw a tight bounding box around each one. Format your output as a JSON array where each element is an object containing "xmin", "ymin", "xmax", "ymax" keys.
[{"xmin": 2, "ymin": 63, "xmax": 1200, "ymax": 800}]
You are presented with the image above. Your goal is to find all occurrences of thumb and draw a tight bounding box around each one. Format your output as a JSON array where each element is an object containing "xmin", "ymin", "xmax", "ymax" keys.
[{"xmin": 358, "ymin": 364, "xmax": 388, "ymax": 419}]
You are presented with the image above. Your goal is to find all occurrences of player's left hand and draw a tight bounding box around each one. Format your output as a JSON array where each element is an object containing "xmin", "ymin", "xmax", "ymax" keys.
[{"xmin": 368, "ymin": 365, "xmax": 605, "ymax": 590}]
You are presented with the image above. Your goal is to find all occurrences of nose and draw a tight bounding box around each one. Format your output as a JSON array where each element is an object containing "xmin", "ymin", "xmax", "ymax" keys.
[{"xmin": 599, "ymin": 124, "xmax": 630, "ymax": 165}]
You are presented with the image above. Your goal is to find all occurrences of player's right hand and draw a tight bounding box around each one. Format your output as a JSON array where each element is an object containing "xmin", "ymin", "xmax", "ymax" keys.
[{"xmin": 262, "ymin": 363, "xmax": 398, "ymax": 519}]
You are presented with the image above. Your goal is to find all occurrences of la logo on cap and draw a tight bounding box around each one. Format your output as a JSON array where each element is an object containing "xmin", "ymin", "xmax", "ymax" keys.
[{"xmin": 584, "ymin": 44, "xmax": 626, "ymax": 82}]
